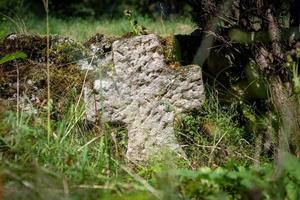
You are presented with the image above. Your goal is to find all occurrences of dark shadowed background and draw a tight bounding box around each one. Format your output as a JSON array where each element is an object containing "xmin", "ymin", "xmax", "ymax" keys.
[{"xmin": 0, "ymin": 0, "xmax": 192, "ymax": 18}]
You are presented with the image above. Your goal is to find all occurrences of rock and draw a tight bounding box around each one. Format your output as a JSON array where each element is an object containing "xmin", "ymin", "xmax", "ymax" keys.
[{"xmin": 84, "ymin": 34, "xmax": 205, "ymax": 162}]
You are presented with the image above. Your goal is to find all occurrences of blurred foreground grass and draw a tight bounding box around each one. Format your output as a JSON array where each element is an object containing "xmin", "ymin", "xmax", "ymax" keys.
[
  {"xmin": 0, "ymin": 15, "xmax": 196, "ymax": 41},
  {"xmin": 0, "ymin": 98, "xmax": 300, "ymax": 199}
]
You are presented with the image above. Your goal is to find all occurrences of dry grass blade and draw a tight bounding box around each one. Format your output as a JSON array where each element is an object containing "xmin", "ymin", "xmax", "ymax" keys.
[
  {"xmin": 75, "ymin": 53, "xmax": 96, "ymax": 112},
  {"xmin": 76, "ymin": 185, "xmax": 115, "ymax": 190},
  {"xmin": 77, "ymin": 136, "xmax": 101, "ymax": 152},
  {"xmin": 41, "ymin": 0, "xmax": 51, "ymax": 142}
]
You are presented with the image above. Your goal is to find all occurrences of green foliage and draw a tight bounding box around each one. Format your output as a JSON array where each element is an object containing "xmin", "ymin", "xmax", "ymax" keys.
[
  {"xmin": 0, "ymin": 51, "xmax": 27, "ymax": 65},
  {"xmin": 174, "ymin": 158, "xmax": 300, "ymax": 200}
]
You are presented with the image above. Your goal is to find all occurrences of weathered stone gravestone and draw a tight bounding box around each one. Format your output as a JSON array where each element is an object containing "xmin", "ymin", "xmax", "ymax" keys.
[{"xmin": 84, "ymin": 34, "xmax": 205, "ymax": 162}]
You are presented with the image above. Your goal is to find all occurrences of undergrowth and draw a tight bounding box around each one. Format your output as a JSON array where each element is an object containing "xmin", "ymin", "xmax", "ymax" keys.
[
  {"xmin": 175, "ymin": 97, "xmax": 255, "ymax": 168},
  {"xmin": 0, "ymin": 95, "xmax": 300, "ymax": 199},
  {"xmin": 0, "ymin": 103, "xmax": 132, "ymax": 200}
]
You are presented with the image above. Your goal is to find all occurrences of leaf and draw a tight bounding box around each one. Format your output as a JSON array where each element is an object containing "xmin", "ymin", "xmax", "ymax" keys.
[
  {"xmin": 226, "ymin": 171, "xmax": 238, "ymax": 180},
  {"xmin": 285, "ymin": 181, "xmax": 299, "ymax": 200},
  {"xmin": 282, "ymin": 153, "xmax": 300, "ymax": 181},
  {"xmin": 175, "ymin": 169, "xmax": 200, "ymax": 180},
  {"xmin": 0, "ymin": 51, "xmax": 27, "ymax": 65}
]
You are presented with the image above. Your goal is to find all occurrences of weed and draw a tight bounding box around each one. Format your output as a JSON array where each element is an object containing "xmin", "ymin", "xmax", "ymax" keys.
[{"xmin": 124, "ymin": 10, "xmax": 148, "ymax": 35}]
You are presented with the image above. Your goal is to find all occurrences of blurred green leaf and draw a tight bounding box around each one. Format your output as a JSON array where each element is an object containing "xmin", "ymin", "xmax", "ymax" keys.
[
  {"xmin": 175, "ymin": 168, "xmax": 200, "ymax": 180},
  {"xmin": 282, "ymin": 153, "xmax": 300, "ymax": 181},
  {"xmin": 0, "ymin": 51, "xmax": 27, "ymax": 65},
  {"xmin": 229, "ymin": 29, "xmax": 251, "ymax": 43}
]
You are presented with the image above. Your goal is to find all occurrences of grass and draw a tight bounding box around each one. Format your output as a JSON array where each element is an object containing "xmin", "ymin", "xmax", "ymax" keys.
[
  {"xmin": 1, "ymin": 98, "xmax": 300, "ymax": 199},
  {"xmin": 175, "ymin": 97, "xmax": 256, "ymax": 168},
  {"xmin": 0, "ymin": 104, "xmax": 135, "ymax": 199},
  {"xmin": 0, "ymin": 15, "xmax": 196, "ymax": 42}
]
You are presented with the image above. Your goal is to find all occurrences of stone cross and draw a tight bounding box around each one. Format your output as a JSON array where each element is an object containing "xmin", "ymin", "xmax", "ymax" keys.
[{"xmin": 84, "ymin": 34, "xmax": 205, "ymax": 162}]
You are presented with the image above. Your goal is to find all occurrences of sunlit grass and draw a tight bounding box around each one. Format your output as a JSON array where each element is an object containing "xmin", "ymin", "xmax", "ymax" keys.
[{"xmin": 0, "ymin": 15, "xmax": 196, "ymax": 41}]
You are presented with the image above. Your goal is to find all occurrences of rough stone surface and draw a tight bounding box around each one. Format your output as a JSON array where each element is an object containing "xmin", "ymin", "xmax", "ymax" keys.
[{"xmin": 84, "ymin": 34, "xmax": 205, "ymax": 162}]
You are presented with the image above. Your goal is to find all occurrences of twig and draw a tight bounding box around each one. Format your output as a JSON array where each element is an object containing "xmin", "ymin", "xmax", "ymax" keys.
[
  {"xmin": 42, "ymin": 0, "xmax": 51, "ymax": 142},
  {"xmin": 75, "ymin": 53, "xmax": 96, "ymax": 112},
  {"xmin": 16, "ymin": 63, "xmax": 20, "ymax": 129},
  {"xmin": 75, "ymin": 184, "xmax": 115, "ymax": 190},
  {"xmin": 208, "ymin": 131, "xmax": 227, "ymax": 165}
]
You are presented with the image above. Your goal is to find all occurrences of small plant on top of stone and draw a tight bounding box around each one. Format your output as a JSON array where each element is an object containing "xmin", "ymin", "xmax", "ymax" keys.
[{"xmin": 124, "ymin": 10, "xmax": 148, "ymax": 36}]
